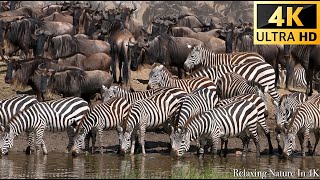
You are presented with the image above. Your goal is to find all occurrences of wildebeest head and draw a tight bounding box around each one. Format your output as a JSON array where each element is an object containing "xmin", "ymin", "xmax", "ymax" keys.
[
  {"xmin": 128, "ymin": 36, "xmax": 148, "ymax": 71},
  {"xmin": 32, "ymin": 28, "xmax": 52, "ymax": 58},
  {"xmin": 5, "ymin": 59, "xmax": 19, "ymax": 84}
]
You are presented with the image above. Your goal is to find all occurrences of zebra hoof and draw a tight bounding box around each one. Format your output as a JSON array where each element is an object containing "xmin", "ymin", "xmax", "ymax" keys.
[{"xmin": 25, "ymin": 146, "xmax": 33, "ymax": 155}]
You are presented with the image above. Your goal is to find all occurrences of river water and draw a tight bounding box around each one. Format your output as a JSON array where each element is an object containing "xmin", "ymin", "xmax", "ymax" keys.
[{"xmin": 0, "ymin": 152, "xmax": 319, "ymax": 179}]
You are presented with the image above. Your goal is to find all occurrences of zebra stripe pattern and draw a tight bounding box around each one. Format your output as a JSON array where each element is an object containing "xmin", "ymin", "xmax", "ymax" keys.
[
  {"xmin": 0, "ymin": 94, "xmax": 38, "ymax": 154},
  {"xmin": 283, "ymin": 95, "xmax": 320, "ymax": 157},
  {"xmin": 190, "ymin": 61, "xmax": 280, "ymax": 106},
  {"xmin": 275, "ymin": 92, "xmax": 308, "ymax": 154},
  {"xmin": 216, "ymin": 94, "xmax": 273, "ymax": 154},
  {"xmin": 279, "ymin": 65, "xmax": 307, "ymax": 89},
  {"xmin": 118, "ymin": 88, "xmax": 187, "ymax": 155},
  {"xmin": 170, "ymin": 99, "xmax": 260, "ymax": 157},
  {"xmin": 184, "ymin": 44, "xmax": 264, "ymax": 71},
  {"xmin": 148, "ymin": 63, "xmax": 217, "ymax": 93},
  {"xmin": 217, "ymin": 72, "xmax": 268, "ymax": 111},
  {"xmin": 71, "ymin": 97, "xmax": 130, "ymax": 156},
  {"xmin": 0, "ymin": 97, "xmax": 89, "ymax": 155}
]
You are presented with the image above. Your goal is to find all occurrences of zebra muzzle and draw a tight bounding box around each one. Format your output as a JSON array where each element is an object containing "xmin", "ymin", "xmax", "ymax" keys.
[{"xmin": 170, "ymin": 149, "xmax": 179, "ymax": 157}]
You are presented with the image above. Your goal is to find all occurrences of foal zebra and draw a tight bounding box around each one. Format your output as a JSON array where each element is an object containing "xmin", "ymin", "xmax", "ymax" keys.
[
  {"xmin": 170, "ymin": 99, "xmax": 260, "ymax": 157},
  {"xmin": 71, "ymin": 97, "xmax": 130, "ymax": 156},
  {"xmin": 190, "ymin": 61, "xmax": 280, "ymax": 106},
  {"xmin": 184, "ymin": 44, "xmax": 264, "ymax": 71},
  {"xmin": 148, "ymin": 63, "xmax": 217, "ymax": 93},
  {"xmin": 118, "ymin": 88, "xmax": 187, "ymax": 155},
  {"xmin": 0, "ymin": 97, "xmax": 89, "ymax": 155},
  {"xmin": 282, "ymin": 95, "xmax": 320, "ymax": 157},
  {"xmin": 276, "ymin": 92, "xmax": 308, "ymax": 154},
  {"xmin": 0, "ymin": 94, "xmax": 38, "ymax": 154}
]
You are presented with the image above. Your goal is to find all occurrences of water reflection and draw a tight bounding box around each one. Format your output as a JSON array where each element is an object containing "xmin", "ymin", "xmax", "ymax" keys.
[{"xmin": 0, "ymin": 153, "xmax": 320, "ymax": 179}]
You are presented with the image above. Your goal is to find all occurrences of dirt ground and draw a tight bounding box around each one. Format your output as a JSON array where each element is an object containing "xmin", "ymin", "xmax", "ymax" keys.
[{"xmin": 0, "ymin": 62, "xmax": 316, "ymax": 156}]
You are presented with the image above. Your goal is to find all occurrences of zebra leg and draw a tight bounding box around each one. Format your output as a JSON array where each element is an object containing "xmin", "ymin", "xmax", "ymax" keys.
[
  {"xmin": 139, "ymin": 126, "xmax": 146, "ymax": 156},
  {"xmin": 130, "ymin": 131, "xmax": 137, "ymax": 155},
  {"xmin": 275, "ymin": 128, "xmax": 283, "ymax": 154},
  {"xmin": 210, "ymin": 138, "xmax": 219, "ymax": 157},
  {"xmin": 265, "ymin": 132, "xmax": 273, "ymax": 154},
  {"xmin": 97, "ymin": 128, "xmax": 104, "ymax": 154},
  {"xmin": 252, "ymin": 134, "xmax": 261, "ymax": 157},
  {"xmin": 223, "ymin": 139, "xmax": 229, "ymax": 158},
  {"xmin": 240, "ymin": 135, "xmax": 249, "ymax": 157},
  {"xmin": 197, "ymin": 138, "xmax": 205, "ymax": 157},
  {"xmin": 35, "ymin": 128, "xmax": 47, "ymax": 155},
  {"xmin": 312, "ymin": 131, "xmax": 320, "ymax": 156},
  {"xmin": 90, "ymin": 129, "xmax": 97, "ymax": 154},
  {"xmin": 66, "ymin": 126, "xmax": 76, "ymax": 153},
  {"xmin": 25, "ymin": 131, "xmax": 35, "ymax": 155}
]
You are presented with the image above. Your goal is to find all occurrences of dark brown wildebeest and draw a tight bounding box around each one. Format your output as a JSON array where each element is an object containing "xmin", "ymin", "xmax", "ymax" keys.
[
  {"xmin": 0, "ymin": 6, "xmax": 34, "ymax": 17},
  {"xmin": 58, "ymin": 53, "xmax": 112, "ymax": 72},
  {"xmin": 46, "ymin": 34, "xmax": 110, "ymax": 59},
  {"xmin": 41, "ymin": 11, "xmax": 73, "ymax": 24},
  {"xmin": 37, "ymin": 66, "xmax": 113, "ymax": 102},
  {"xmin": 170, "ymin": 26, "xmax": 225, "ymax": 53},
  {"xmin": 130, "ymin": 33, "xmax": 204, "ymax": 79},
  {"xmin": 286, "ymin": 45, "xmax": 320, "ymax": 96}
]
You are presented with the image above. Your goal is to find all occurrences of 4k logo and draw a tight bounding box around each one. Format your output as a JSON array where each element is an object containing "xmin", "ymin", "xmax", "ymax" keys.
[
  {"xmin": 254, "ymin": 1, "xmax": 320, "ymax": 45},
  {"xmin": 268, "ymin": 6, "xmax": 303, "ymax": 27}
]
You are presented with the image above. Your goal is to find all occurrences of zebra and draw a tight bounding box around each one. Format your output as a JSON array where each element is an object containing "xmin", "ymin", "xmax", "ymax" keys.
[
  {"xmin": 0, "ymin": 97, "xmax": 90, "ymax": 155},
  {"xmin": 101, "ymin": 85, "xmax": 170, "ymax": 104},
  {"xmin": 171, "ymin": 87, "xmax": 219, "ymax": 154},
  {"xmin": 0, "ymin": 94, "xmax": 38, "ymax": 154},
  {"xmin": 148, "ymin": 63, "xmax": 217, "ymax": 93},
  {"xmin": 118, "ymin": 88, "xmax": 187, "ymax": 155},
  {"xmin": 190, "ymin": 61, "xmax": 280, "ymax": 106},
  {"xmin": 170, "ymin": 99, "xmax": 260, "ymax": 157},
  {"xmin": 184, "ymin": 44, "xmax": 264, "ymax": 71},
  {"xmin": 71, "ymin": 97, "xmax": 131, "ymax": 156},
  {"xmin": 278, "ymin": 65, "xmax": 307, "ymax": 89},
  {"xmin": 216, "ymin": 72, "xmax": 269, "ymax": 113},
  {"xmin": 282, "ymin": 94, "xmax": 320, "ymax": 157},
  {"xmin": 216, "ymin": 94, "xmax": 273, "ymax": 155}
]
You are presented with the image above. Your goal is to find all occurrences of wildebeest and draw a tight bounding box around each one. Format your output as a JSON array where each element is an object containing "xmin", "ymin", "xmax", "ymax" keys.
[
  {"xmin": 130, "ymin": 33, "xmax": 204, "ymax": 78},
  {"xmin": 170, "ymin": 26, "xmax": 225, "ymax": 52},
  {"xmin": 46, "ymin": 34, "xmax": 110, "ymax": 59},
  {"xmin": 287, "ymin": 45, "xmax": 320, "ymax": 96},
  {"xmin": 37, "ymin": 66, "xmax": 113, "ymax": 102},
  {"xmin": 0, "ymin": 7, "xmax": 34, "ymax": 17},
  {"xmin": 35, "ymin": 21, "xmax": 74, "ymax": 36},
  {"xmin": 58, "ymin": 53, "xmax": 111, "ymax": 72},
  {"xmin": 41, "ymin": 11, "xmax": 73, "ymax": 24}
]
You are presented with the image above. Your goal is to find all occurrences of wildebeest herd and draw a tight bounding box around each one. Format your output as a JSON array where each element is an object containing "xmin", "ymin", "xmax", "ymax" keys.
[{"xmin": 0, "ymin": 1, "xmax": 320, "ymax": 159}]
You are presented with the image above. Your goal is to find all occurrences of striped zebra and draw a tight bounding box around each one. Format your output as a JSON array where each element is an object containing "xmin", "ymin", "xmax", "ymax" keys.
[
  {"xmin": 216, "ymin": 94, "xmax": 272, "ymax": 155},
  {"xmin": 282, "ymin": 94, "xmax": 320, "ymax": 157},
  {"xmin": 279, "ymin": 65, "xmax": 307, "ymax": 89},
  {"xmin": 0, "ymin": 97, "xmax": 89, "ymax": 155},
  {"xmin": 184, "ymin": 44, "xmax": 264, "ymax": 71},
  {"xmin": 190, "ymin": 61, "xmax": 280, "ymax": 106},
  {"xmin": 276, "ymin": 92, "xmax": 308, "ymax": 154},
  {"xmin": 217, "ymin": 72, "xmax": 268, "ymax": 112},
  {"xmin": 118, "ymin": 88, "xmax": 187, "ymax": 155},
  {"xmin": 170, "ymin": 99, "xmax": 260, "ymax": 157},
  {"xmin": 0, "ymin": 94, "xmax": 38, "ymax": 154},
  {"xmin": 148, "ymin": 63, "xmax": 217, "ymax": 93},
  {"xmin": 101, "ymin": 85, "xmax": 170, "ymax": 104},
  {"xmin": 71, "ymin": 97, "xmax": 130, "ymax": 156}
]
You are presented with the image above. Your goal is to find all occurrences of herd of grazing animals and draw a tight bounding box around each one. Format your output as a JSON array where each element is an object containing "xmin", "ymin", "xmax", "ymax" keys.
[{"xmin": 0, "ymin": 1, "xmax": 320, "ymax": 159}]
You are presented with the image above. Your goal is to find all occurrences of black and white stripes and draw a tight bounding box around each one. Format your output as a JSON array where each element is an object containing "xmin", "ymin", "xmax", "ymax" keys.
[
  {"xmin": 170, "ymin": 99, "xmax": 260, "ymax": 157},
  {"xmin": 0, "ymin": 97, "xmax": 89, "ymax": 155},
  {"xmin": 184, "ymin": 44, "xmax": 264, "ymax": 71}
]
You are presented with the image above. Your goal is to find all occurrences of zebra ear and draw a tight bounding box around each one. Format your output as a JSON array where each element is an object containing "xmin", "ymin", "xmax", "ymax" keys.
[
  {"xmin": 0, "ymin": 125, "xmax": 4, "ymax": 132},
  {"xmin": 167, "ymin": 123, "xmax": 174, "ymax": 134},
  {"xmin": 158, "ymin": 64, "xmax": 164, "ymax": 70},
  {"xmin": 264, "ymin": 85, "xmax": 269, "ymax": 93}
]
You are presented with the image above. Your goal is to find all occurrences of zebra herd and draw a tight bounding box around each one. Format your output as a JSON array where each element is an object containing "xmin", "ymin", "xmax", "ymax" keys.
[{"xmin": 0, "ymin": 44, "xmax": 319, "ymax": 159}]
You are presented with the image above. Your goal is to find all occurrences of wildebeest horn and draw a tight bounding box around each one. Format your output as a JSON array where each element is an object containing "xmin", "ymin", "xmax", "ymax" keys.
[
  {"xmin": 132, "ymin": 2, "xmax": 137, "ymax": 12},
  {"xmin": 37, "ymin": 63, "xmax": 47, "ymax": 71},
  {"xmin": 34, "ymin": 28, "xmax": 43, "ymax": 35},
  {"xmin": 186, "ymin": 43, "xmax": 193, "ymax": 49}
]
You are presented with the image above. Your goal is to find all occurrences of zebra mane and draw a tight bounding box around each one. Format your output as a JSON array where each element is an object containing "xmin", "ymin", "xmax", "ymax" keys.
[
  {"xmin": 286, "ymin": 104, "xmax": 303, "ymax": 132},
  {"xmin": 247, "ymin": 80, "xmax": 265, "ymax": 93},
  {"xmin": 279, "ymin": 94, "xmax": 288, "ymax": 105}
]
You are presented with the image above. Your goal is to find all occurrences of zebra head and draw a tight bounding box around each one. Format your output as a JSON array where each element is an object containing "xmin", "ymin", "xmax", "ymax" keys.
[
  {"xmin": 253, "ymin": 85, "xmax": 269, "ymax": 116},
  {"xmin": 276, "ymin": 96, "xmax": 288, "ymax": 130},
  {"xmin": 148, "ymin": 64, "xmax": 164, "ymax": 89},
  {"xmin": 169, "ymin": 126, "xmax": 191, "ymax": 158},
  {"xmin": 117, "ymin": 126, "xmax": 132, "ymax": 155},
  {"xmin": 101, "ymin": 85, "xmax": 118, "ymax": 103},
  {"xmin": 282, "ymin": 132, "xmax": 296, "ymax": 157},
  {"xmin": 0, "ymin": 128, "xmax": 15, "ymax": 155},
  {"xmin": 71, "ymin": 126, "xmax": 86, "ymax": 156},
  {"xmin": 184, "ymin": 44, "xmax": 203, "ymax": 72}
]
